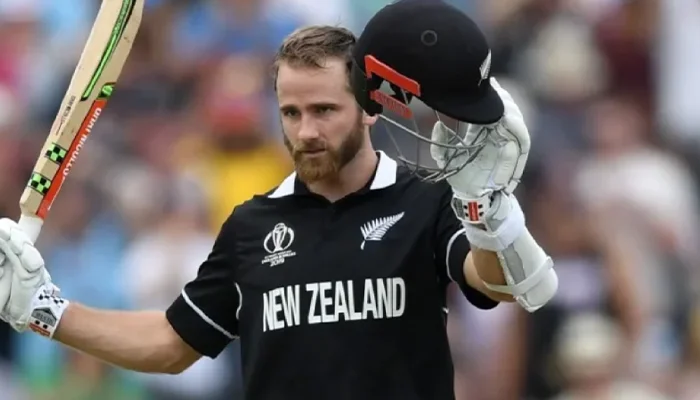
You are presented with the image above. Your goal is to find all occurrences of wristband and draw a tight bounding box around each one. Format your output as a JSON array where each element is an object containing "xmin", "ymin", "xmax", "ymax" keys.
[{"xmin": 26, "ymin": 284, "xmax": 69, "ymax": 338}]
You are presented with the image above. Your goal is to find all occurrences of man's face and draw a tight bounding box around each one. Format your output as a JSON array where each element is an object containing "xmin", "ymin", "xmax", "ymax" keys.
[{"xmin": 276, "ymin": 58, "xmax": 372, "ymax": 183}]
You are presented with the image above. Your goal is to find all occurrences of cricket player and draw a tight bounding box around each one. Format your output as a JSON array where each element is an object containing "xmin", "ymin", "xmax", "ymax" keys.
[{"xmin": 0, "ymin": 1, "xmax": 557, "ymax": 399}]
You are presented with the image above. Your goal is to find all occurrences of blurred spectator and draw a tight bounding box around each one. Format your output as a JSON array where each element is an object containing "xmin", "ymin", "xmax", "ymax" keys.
[
  {"xmin": 593, "ymin": 0, "xmax": 656, "ymax": 113},
  {"xmin": 492, "ymin": 181, "xmax": 643, "ymax": 400},
  {"xmin": 167, "ymin": 0, "xmax": 301, "ymax": 75},
  {"xmin": 552, "ymin": 312, "xmax": 671, "ymax": 400},
  {"xmin": 0, "ymin": 0, "xmax": 41, "ymax": 129},
  {"xmin": 656, "ymin": 0, "xmax": 700, "ymax": 144},
  {"xmin": 677, "ymin": 308, "xmax": 700, "ymax": 399},
  {"xmin": 447, "ymin": 287, "xmax": 516, "ymax": 400},
  {"xmin": 121, "ymin": 175, "xmax": 235, "ymax": 400},
  {"xmin": 13, "ymin": 179, "xmax": 143, "ymax": 399},
  {"xmin": 175, "ymin": 54, "xmax": 292, "ymax": 231},
  {"xmin": 575, "ymin": 96, "xmax": 699, "ymax": 389}
]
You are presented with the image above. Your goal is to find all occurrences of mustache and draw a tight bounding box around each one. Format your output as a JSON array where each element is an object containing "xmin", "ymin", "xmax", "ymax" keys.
[{"xmin": 293, "ymin": 140, "xmax": 327, "ymax": 153}]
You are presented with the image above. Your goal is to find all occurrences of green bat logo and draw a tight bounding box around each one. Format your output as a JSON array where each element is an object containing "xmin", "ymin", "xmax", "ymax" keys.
[{"xmin": 81, "ymin": 0, "xmax": 135, "ymax": 101}]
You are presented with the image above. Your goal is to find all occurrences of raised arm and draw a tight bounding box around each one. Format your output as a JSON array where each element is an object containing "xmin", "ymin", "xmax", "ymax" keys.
[
  {"xmin": 433, "ymin": 184, "xmax": 505, "ymax": 308},
  {"xmin": 430, "ymin": 78, "xmax": 557, "ymax": 312},
  {"xmin": 0, "ymin": 214, "xmax": 241, "ymax": 374},
  {"xmin": 54, "ymin": 304, "xmax": 200, "ymax": 374}
]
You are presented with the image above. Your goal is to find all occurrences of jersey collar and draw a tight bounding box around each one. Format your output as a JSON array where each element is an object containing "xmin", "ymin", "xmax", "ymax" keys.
[{"xmin": 268, "ymin": 151, "xmax": 398, "ymax": 198}]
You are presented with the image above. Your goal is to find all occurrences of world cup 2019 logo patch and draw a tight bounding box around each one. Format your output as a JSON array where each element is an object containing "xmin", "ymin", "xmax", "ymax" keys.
[{"xmin": 262, "ymin": 223, "xmax": 296, "ymax": 267}]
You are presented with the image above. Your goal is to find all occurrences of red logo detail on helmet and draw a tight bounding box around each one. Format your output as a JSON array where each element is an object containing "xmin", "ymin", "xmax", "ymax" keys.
[{"xmin": 364, "ymin": 55, "xmax": 421, "ymax": 119}]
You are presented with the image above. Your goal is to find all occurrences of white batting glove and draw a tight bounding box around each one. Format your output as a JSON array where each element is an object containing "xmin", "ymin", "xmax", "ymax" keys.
[
  {"xmin": 431, "ymin": 77, "xmax": 529, "ymax": 213},
  {"xmin": 430, "ymin": 78, "xmax": 530, "ymax": 236},
  {"xmin": 0, "ymin": 218, "xmax": 68, "ymax": 336},
  {"xmin": 0, "ymin": 250, "xmax": 10, "ymax": 323},
  {"xmin": 431, "ymin": 79, "xmax": 557, "ymax": 312}
]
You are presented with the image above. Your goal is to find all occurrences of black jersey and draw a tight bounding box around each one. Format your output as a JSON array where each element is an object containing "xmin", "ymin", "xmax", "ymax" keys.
[{"xmin": 166, "ymin": 151, "xmax": 498, "ymax": 400}]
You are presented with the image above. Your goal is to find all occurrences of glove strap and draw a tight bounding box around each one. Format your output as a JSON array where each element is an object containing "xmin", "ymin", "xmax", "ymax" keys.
[
  {"xmin": 452, "ymin": 191, "xmax": 559, "ymax": 312},
  {"xmin": 450, "ymin": 195, "xmax": 492, "ymax": 225},
  {"xmin": 26, "ymin": 284, "xmax": 69, "ymax": 338},
  {"xmin": 453, "ymin": 192, "xmax": 525, "ymax": 251}
]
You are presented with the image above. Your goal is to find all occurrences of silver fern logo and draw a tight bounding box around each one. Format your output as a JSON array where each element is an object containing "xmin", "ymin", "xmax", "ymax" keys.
[
  {"xmin": 479, "ymin": 50, "xmax": 492, "ymax": 86},
  {"xmin": 360, "ymin": 212, "xmax": 405, "ymax": 250}
]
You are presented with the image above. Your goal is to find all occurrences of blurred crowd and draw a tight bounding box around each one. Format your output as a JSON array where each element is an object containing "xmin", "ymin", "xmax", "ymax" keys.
[{"xmin": 0, "ymin": 0, "xmax": 699, "ymax": 399}]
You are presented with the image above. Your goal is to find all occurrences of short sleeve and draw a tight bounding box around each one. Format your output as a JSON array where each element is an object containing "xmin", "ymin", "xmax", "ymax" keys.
[
  {"xmin": 166, "ymin": 212, "xmax": 241, "ymax": 358},
  {"xmin": 434, "ymin": 184, "xmax": 498, "ymax": 310}
]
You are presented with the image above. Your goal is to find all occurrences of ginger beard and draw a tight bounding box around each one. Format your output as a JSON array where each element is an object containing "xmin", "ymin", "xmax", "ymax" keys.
[{"xmin": 284, "ymin": 113, "xmax": 365, "ymax": 184}]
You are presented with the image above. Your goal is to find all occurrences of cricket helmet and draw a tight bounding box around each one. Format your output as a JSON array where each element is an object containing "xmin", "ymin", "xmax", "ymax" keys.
[{"xmin": 350, "ymin": 0, "xmax": 504, "ymax": 182}]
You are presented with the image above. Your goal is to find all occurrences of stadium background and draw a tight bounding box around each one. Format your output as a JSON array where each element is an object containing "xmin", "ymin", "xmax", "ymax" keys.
[{"xmin": 0, "ymin": 0, "xmax": 699, "ymax": 399}]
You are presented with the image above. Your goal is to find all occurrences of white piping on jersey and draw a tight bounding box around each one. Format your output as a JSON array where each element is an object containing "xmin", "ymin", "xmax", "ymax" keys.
[
  {"xmin": 445, "ymin": 227, "xmax": 466, "ymax": 282},
  {"xmin": 235, "ymin": 283, "xmax": 242, "ymax": 320},
  {"xmin": 181, "ymin": 289, "xmax": 238, "ymax": 339},
  {"xmin": 268, "ymin": 150, "xmax": 398, "ymax": 198}
]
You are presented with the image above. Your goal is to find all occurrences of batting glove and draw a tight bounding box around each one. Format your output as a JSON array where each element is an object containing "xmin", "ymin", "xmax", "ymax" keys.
[
  {"xmin": 431, "ymin": 78, "xmax": 529, "ymax": 205},
  {"xmin": 0, "ymin": 250, "xmax": 9, "ymax": 324},
  {"xmin": 430, "ymin": 77, "xmax": 529, "ymax": 231},
  {"xmin": 430, "ymin": 79, "xmax": 557, "ymax": 312},
  {"xmin": 0, "ymin": 218, "xmax": 68, "ymax": 336}
]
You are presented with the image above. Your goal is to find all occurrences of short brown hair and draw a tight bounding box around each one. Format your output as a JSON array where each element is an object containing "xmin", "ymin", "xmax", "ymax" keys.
[{"xmin": 272, "ymin": 25, "xmax": 356, "ymax": 87}]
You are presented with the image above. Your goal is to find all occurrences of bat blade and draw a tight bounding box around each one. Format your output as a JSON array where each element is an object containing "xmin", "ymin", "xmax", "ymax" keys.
[{"xmin": 17, "ymin": 0, "xmax": 144, "ymax": 242}]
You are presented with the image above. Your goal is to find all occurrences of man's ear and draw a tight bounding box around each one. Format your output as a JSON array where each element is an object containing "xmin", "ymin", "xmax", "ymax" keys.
[{"xmin": 363, "ymin": 111, "xmax": 379, "ymax": 127}]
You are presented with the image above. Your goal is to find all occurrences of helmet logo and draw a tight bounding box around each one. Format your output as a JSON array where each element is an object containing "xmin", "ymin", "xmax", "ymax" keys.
[
  {"xmin": 364, "ymin": 55, "xmax": 421, "ymax": 119},
  {"xmin": 479, "ymin": 51, "xmax": 491, "ymax": 86}
]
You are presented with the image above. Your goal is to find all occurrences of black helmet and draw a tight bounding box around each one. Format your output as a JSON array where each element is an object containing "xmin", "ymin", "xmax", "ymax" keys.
[{"xmin": 350, "ymin": 0, "xmax": 504, "ymax": 181}]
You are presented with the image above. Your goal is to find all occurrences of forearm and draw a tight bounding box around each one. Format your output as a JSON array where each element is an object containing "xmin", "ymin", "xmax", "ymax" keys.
[
  {"xmin": 460, "ymin": 192, "xmax": 557, "ymax": 311},
  {"xmin": 465, "ymin": 248, "xmax": 514, "ymax": 302},
  {"xmin": 471, "ymin": 247, "xmax": 507, "ymax": 285},
  {"xmin": 53, "ymin": 303, "xmax": 193, "ymax": 374}
]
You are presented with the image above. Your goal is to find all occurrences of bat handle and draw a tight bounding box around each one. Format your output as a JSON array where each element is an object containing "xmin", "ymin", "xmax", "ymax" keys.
[{"xmin": 18, "ymin": 214, "xmax": 44, "ymax": 243}]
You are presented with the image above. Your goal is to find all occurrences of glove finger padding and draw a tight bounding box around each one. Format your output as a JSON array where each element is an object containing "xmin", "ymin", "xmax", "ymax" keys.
[
  {"xmin": 0, "ymin": 265, "xmax": 10, "ymax": 321},
  {"xmin": 0, "ymin": 218, "xmax": 65, "ymax": 334},
  {"xmin": 0, "ymin": 239, "xmax": 31, "ymax": 321},
  {"xmin": 0, "ymin": 224, "xmax": 44, "ymax": 284},
  {"xmin": 429, "ymin": 121, "xmax": 453, "ymax": 167},
  {"xmin": 0, "ymin": 219, "xmax": 15, "ymax": 319},
  {"xmin": 0, "ymin": 218, "xmax": 44, "ymax": 283},
  {"xmin": 0, "ymin": 218, "xmax": 41, "ymax": 277},
  {"xmin": 491, "ymin": 79, "xmax": 522, "ymax": 118},
  {"xmin": 492, "ymin": 139, "xmax": 520, "ymax": 188},
  {"xmin": 0, "ymin": 219, "xmax": 13, "ymax": 238},
  {"xmin": 491, "ymin": 79, "xmax": 530, "ymax": 194},
  {"xmin": 11, "ymin": 246, "xmax": 43, "ymax": 278},
  {"xmin": 428, "ymin": 79, "xmax": 531, "ymax": 199},
  {"xmin": 0, "ymin": 239, "xmax": 25, "ymax": 279},
  {"xmin": 8, "ymin": 229, "xmax": 43, "ymax": 275},
  {"xmin": 11, "ymin": 251, "xmax": 45, "ymax": 288},
  {"xmin": 491, "ymin": 78, "xmax": 528, "ymax": 143}
]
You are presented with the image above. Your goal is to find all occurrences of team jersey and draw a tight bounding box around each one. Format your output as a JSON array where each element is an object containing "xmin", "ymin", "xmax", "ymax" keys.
[{"xmin": 166, "ymin": 151, "xmax": 498, "ymax": 400}]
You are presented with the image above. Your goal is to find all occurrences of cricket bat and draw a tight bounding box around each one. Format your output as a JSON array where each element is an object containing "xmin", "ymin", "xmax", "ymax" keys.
[{"xmin": 16, "ymin": 0, "xmax": 144, "ymax": 243}]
